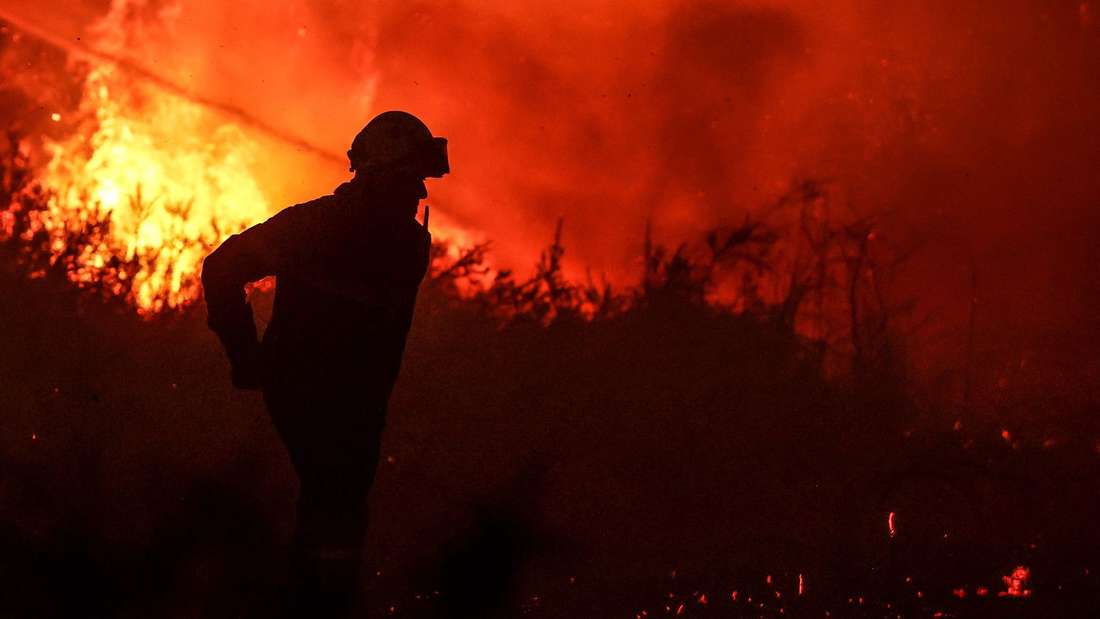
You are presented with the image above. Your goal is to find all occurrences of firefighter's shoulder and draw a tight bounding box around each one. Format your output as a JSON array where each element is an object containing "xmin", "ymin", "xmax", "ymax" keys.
[{"xmin": 261, "ymin": 194, "xmax": 339, "ymax": 236}]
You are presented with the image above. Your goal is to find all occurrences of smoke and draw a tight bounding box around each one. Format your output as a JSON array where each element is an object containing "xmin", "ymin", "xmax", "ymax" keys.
[{"xmin": 3, "ymin": 0, "xmax": 1098, "ymax": 392}]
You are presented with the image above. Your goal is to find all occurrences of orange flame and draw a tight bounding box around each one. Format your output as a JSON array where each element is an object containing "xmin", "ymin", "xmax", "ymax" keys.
[{"xmin": 40, "ymin": 61, "xmax": 270, "ymax": 313}]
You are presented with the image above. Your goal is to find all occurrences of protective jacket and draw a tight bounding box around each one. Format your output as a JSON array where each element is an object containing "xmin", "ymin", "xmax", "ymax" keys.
[{"xmin": 201, "ymin": 180, "xmax": 431, "ymax": 395}]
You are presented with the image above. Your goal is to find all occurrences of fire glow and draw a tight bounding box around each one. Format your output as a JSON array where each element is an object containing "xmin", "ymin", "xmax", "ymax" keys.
[
  {"xmin": 40, "ymin": 62, "xmax": 270, "ymax": 312},
  {"xmin": 10, "ymin": 1, "xmax": 483, "ymax": 314}
]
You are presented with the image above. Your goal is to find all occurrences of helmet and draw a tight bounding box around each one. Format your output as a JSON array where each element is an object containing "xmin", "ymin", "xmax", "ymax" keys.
[{"xmin": 348, "ymin": 111, "xmax": 449, "ymax": 178}]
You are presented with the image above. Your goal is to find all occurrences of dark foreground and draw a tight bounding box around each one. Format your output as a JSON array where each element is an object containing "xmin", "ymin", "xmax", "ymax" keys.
[{"xmin": 0, "ymin": 245, "xmax": 1098, "ymax": 618}]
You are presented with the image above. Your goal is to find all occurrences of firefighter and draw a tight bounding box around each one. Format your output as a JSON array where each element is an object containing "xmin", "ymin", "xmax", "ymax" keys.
[{"xmin": 201, "ymin": 110, "xmax": 448, "ymax": 616}]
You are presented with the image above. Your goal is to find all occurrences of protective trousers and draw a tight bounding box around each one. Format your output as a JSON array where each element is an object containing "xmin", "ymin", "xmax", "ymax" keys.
[{"xmin": 263, "ymin": 377, "xmax": 386, "ymax": 618}]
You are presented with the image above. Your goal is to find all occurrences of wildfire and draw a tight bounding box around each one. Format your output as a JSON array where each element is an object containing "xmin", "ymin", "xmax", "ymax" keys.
[{"xmin": 40, "ymin": 61, "xmax": 269, "ymax": 313}]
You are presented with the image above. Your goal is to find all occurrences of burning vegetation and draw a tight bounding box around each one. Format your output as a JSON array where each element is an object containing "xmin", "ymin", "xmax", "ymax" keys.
[
  {"xmin": 1, "ymin": 10, "xmax": 267, "ymax": 312},
  {"xmin": 38, "ymin": 61, "xmax": 269, "ymax": 312}
]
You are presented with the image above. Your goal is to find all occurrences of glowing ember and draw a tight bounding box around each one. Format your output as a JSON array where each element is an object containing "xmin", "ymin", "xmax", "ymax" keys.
[
  {"xmin": 888, "ymin": 511, "xmax": 897, "ymax": 538},
  {"xmin": 1000, "ymin": 565, "xmax": 1032, "ymax": 597}
]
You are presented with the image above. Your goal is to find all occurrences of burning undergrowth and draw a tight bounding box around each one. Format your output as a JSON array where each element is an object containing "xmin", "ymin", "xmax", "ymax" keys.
[
  {"xmin": 0, "ymin": 18, "xmax": 265, "ymax": 312},
  {"xmin": 38, "ymin": 61, "xmax": 270, "ymax": 312}
]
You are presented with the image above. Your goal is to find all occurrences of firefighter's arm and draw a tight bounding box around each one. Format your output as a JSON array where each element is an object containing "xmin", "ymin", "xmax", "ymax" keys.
[{"xmin": 201, "ymin": 210, "xmax": 299, "ymax": 389}]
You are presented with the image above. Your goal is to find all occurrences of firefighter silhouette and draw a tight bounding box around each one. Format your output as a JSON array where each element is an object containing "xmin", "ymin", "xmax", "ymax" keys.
[{"xmin": 202, "ymin": 110, "xmax": 447, "ymax": 616}]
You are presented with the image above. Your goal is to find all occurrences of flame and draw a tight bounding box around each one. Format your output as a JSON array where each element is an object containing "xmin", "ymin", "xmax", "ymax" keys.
[{"xmin": 39, "ymin": 61, "xmax": 269, "ymax": 313}]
